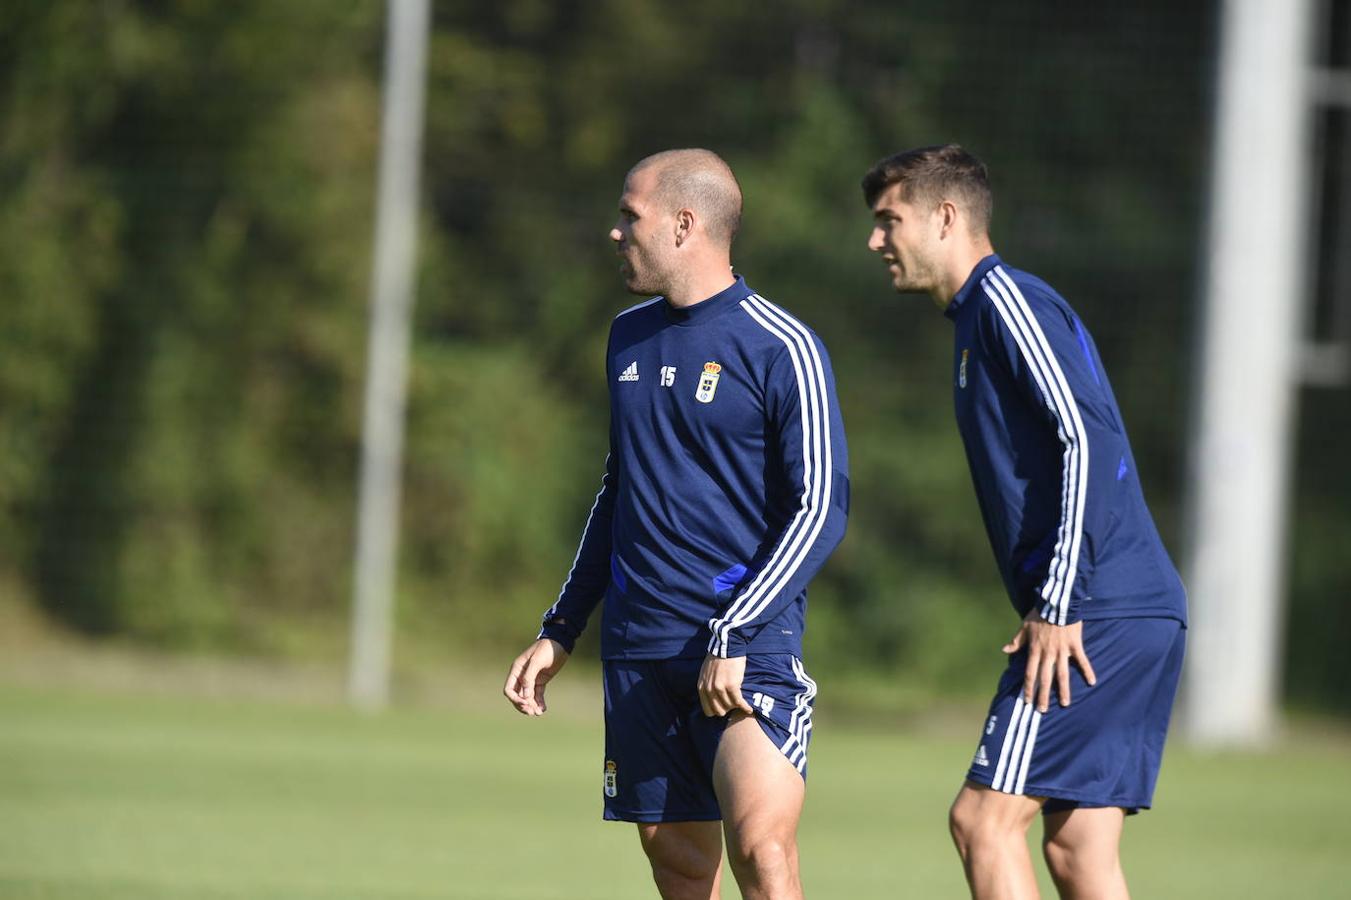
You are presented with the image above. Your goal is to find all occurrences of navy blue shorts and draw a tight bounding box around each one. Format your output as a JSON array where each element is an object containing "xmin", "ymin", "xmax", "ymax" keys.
[
  {"xmin": 601, "ymin": 654, "xmax": 816, "ymax": 823},
  {"xmin": 965, "ymin": 617, "xmax": 1185, "ymax": 813}
]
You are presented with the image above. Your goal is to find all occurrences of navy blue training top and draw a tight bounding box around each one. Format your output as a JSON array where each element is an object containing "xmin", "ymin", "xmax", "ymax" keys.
[
  {"xmin": 946, "ymin": 255, "xmax": 1187, "ymax": 626},
  {"xmin": 539, "ymin": 276, "xmax": 850, "ymax": 660}
]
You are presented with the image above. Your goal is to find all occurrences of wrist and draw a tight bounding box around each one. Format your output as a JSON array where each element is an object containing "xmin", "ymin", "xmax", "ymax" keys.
[
  {"xmin": 707, "ymin": 629, "xmax": 748, "ymax": 658},
  {"xmin": 538, "ymin": 624, "xmax": 576, "ymax": 654}
]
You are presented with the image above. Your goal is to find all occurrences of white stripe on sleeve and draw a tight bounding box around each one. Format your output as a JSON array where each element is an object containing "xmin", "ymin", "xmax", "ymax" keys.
[
  {"xmin": 706, "ymin": 295, "xmax": 832, "ymax": 655},
  {"xmin": 541, "ymin": 457, "xmax": 611, "ymax": 623},
  {"xmin": 982, "ymin": 268, "xmax": 1089, "ymax": 625}
]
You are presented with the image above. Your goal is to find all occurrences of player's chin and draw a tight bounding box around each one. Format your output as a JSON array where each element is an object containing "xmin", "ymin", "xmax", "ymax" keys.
[{"xmin": 622, "ymin": 274, "xmax": 656, "ymax": 296}]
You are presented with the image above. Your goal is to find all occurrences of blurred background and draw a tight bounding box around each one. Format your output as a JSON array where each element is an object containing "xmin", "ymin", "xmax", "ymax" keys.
[
  {"xmin": 4, "ymin": 0, "xmax": 1347, "ymax": 716},
  {"xmin": 1, "ymin": 2, "xmax": 1350, "ymax": 896}
]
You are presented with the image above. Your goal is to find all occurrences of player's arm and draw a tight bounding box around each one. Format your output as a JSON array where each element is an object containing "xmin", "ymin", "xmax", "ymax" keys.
[
  {"xmin": 504, "ymin": 330, "xmax": 619, "ymax": 716},
  {"xmin": 700, "ymin": 328, "xmax": 849, "ymax": 715},
  {"xmin": 503, "ymin": 447, "xmax": 616, "ymax": 716},
  {"xmin": 978, "ymin": 272, "xmax": 1113, "ymax": 624},
  {"xmin": 538, "ymin": 443, "xmax": 618, "ymax": 652},
  {"xmin": 978, "ymin": 271, "xmax": 1103, "ymax": 709}
]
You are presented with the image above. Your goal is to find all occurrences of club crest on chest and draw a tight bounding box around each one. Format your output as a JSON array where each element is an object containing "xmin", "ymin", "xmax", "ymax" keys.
[{"xmin": 696, "ymin": 362, "xmax": 722, "ymax": 403}]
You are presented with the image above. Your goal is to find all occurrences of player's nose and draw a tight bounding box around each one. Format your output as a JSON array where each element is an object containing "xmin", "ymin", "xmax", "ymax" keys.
[{"xmin": 867, "ymin": 227, "xmax": 885, "ymax": 252}]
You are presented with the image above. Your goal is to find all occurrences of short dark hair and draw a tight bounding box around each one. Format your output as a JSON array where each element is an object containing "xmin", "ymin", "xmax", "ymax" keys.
[{"xmin": 861, "ymin": 144, "xmax": 992, "ymax": 234}]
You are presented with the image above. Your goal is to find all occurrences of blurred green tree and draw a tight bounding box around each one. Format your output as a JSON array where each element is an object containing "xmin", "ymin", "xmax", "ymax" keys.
[{"xmin": 6, "ymin": 0, "xmax": 1346, "ymax": 718}]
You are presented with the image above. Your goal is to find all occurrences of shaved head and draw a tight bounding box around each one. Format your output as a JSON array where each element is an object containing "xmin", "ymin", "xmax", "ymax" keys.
[{"xmin": 630, "ymin": 149, "xmax": 743, "ymax": 247}]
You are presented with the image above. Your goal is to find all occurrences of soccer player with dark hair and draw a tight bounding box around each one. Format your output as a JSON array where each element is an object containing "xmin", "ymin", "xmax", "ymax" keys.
[
  {"xmin": 505, "ymin": 148, "xmax": 849, "ymax": 900},
  {"xmin": 861, "ymin": 144, "xmax": 1187, "ymax": 899}
]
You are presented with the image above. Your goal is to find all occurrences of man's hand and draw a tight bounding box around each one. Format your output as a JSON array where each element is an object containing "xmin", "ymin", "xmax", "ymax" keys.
[
  {"xmin": 1003, "ymin": 610, "xmax": 1097, "ymax": 713},
  {"xmin": 503, "ymin": 638, "xmax": 570, "ymax": 716},
  {"xmin": 697, "ymin": 654, "xmax": 755, "ymax": 718}
]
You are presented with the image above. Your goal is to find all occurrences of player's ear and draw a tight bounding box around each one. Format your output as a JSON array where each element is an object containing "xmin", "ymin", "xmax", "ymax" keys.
[
  {"xmin": 674, "ymin": 207, "xmax": 695, "ymax": 247},
  {"xmin": 938, "ymin": 200, "xmax": 959, "ymax": 239}
]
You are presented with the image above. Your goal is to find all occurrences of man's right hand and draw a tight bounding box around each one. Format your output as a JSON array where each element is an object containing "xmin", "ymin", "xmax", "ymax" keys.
[
  {"xmin": 1002, "ymin": 610, "xmax": 1096, "ymax": 713},
  {"xmin": 503, "ymin": 638, "xmax": 570, "ymax": 716}
]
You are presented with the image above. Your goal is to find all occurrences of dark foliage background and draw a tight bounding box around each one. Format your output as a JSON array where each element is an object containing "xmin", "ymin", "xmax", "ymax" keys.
[{"xmin": 2, "ymin": 1, "xmax": 1345, "ymax": 712}]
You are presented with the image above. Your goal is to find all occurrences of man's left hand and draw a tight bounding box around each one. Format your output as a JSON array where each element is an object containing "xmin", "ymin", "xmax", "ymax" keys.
[
  {"xmin": 1003, "ymin": 610, "xmax": 1097, "ymax": 712},
  {"xmin": 697, "ymin": 654, "xmax": 755, "ymax": 718}
]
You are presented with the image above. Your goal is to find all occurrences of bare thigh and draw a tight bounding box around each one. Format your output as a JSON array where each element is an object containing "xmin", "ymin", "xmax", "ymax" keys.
[{"xmin": 713, "ymin": 712, "xmax": 805, "ymax": 843}]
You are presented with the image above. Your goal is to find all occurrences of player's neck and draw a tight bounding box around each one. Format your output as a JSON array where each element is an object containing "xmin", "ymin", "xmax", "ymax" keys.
[
  {"xmin": 664, "ymin": 262, "xmax": 736, "ymax": 309},
  {"xmin": 937, "ymin": 239, "xmax": 996, "ymax": 310}
]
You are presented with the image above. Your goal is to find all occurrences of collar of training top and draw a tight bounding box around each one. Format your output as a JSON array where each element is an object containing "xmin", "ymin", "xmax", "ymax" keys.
[
  {"xmin": 945, "ymin": 253, "xmax": 1002, "ymax": 320},
  {"xmin": 662, "ymin": 275, "xmax": 753, "ymax": 326}
]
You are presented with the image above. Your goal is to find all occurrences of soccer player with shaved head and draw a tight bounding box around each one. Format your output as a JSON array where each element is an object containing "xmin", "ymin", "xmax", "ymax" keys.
[
  {"xmin": 506, "ymin": 149, "xmax": 849, "ymax": 899},
  {"xmin": 861, "ymin": 144, "xmax": 1187, "ymax": 899}
]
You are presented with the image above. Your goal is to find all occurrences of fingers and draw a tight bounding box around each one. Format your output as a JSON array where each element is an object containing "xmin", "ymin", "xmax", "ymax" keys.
[
  {"xmin": 1075, "ymin": 644, "xmax": 1098, "ymax": 687},
  {"xmin": 1037, "ymin": 653, "xmax": 1056, "ymax": 712},
  {"xmin": 502, "ymin": 661, "xmax": 523, "ymax": 701},
  {"xmin": 697, "ymin": 669, "xmax": 715, "ymax": 718},
  {"xmin": 1056, "ymin": 652, "xmax": 1072, "ymax": 708},
  {"xmin": 532, "ymin": 677, "xmax": 549, "ymax": 715},
  {"xmin": 702, "ymin": 688, "xmax": 752, "ymax": 717},
  {"xmin": 697, "ymin": 656, "xmax": 752, "ymax": 718},
  {"xmin": 518, "ymin": 660, "xmax": 537, "ymax": 707},
  {"xmin": 1002, "ymin": 625, "xmax": 1026, "ymax": 655},
  {"xmin": 503, "ymin": 646, "xmax": 549, "ymax": 716},
  {"xmin": 697, "ymin": 678, "xmax": 742, "ymax": 717},
  {"xmin": 1021, "ymin": 623, "xmax": 1096, "ymax": 713},
  {"xmin": 1058, "ymin": 624, "xmax": 1096, "ymax": 708},
  {"xmin": 503, "ymin": 652, "xmax": 531, "ymax": 713},
  {"xmin": 1023, "ymin": 640, "xmax": 1065, "ymax": 712},
  {"xmin": 1021, "ymin": 643, "xmax": 1039, "ymax": 706}
]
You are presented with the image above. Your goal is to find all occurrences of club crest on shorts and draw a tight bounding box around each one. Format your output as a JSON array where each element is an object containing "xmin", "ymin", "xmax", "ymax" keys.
[
  {"xmin": 695, "ymin": 362, "xmax": 722, "ymax": 403},
  {"xmin": 959, "ymin": 348, "xmax": 970, "ymax": 388},
  {"xmin": 603, "ymin": 760, "xmax": 618, "ymax": 798}
]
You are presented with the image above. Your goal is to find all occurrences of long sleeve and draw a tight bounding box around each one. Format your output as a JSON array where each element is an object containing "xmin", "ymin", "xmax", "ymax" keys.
[
  {"xmin": 977, "ymin": 267, "xmax": 1119, "ymax": 626},
  {"xmin": 706, "ymin": 307, "xmax": 849, "ymax": 658},
  {"xmin": 537, "ymin": 448, "xmax": 616, "ymax": 653},
  {"xmin": 538, "ymin": 328, "xmax": 621, "ymax": 654}
]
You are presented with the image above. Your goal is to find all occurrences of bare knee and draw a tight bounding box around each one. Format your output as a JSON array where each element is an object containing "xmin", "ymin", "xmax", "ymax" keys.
[
  {"xmin": 949, "ymin": 797, "xmax": 972, "ymax": 857},
  {"xmin": 639, "ymin": 824, "xmax": 721, "ymax": 899},
  {"xmin": 1041, "ymin": 807, "xmax": 1128, "ymax": 897},
  {"xmin": 949, "ymin": 785, "xmax": 1037, "ymax": 861},
  {"xmin": 1042, "ymin": 829, "xmax": 1119, "ymax": 883},
  {"xmin": 949, "ymin": 793, "xmax": 993, "ymax": 860},
  {"xmin": 1042, "ymin": 829, "xmax": 1072, "ymax": 876},
  {"xmin": 726, "ymin": 831, "xmax": 794, "ymax": 883}
]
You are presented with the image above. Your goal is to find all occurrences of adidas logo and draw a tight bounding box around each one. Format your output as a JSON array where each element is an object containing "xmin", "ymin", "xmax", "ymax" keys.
[
  {"xmin": 973, "ymin": 744, "xmax": 990, "ymax": 768},
  {"xmin": 617, "ymin": 361, "xmax": 639, "ymax": 382}
]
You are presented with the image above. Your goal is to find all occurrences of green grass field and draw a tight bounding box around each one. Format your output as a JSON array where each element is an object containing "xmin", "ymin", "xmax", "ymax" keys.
[{"xmin": 2, "ymin": 676, "xmax": 1349, "ymax": 898}]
